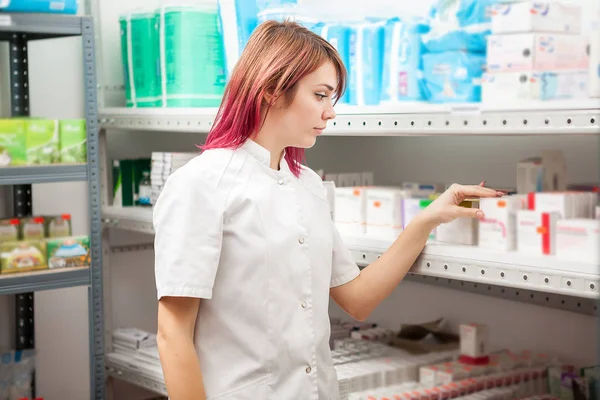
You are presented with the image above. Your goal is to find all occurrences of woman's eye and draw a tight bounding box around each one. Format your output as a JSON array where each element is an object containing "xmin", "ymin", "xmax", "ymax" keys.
[{"xmin": 316, "ymin": 93, "xmax": 327, "ymax": 100}]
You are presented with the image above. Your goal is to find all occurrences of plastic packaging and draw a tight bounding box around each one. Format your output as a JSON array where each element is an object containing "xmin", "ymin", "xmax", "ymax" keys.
[
  {"xmin": 119, "ymin": 11, "xmax": 161, "ymax": 107},
  {"xmin": 0, "ymin": 0, "xmax": 77, "ymax": 14},
  {"xmin": 348, "ymin": 21, "xmax": 386, "ymax": 105},
  {"xmin": 0, "ymin": 350, "xmax": 35, "ymax": 400},
  {"xmin": 157, "ymin": 4, "xmax": 227, "ymax": 107},
  {"xmin": 380, "ymin": 18, "xmax": 430, "ymax": 103},
  {"xmin": 422, "ymin": 51, "xmax": 486, "ymax": 102},
  {"xmin": 218, "ymin": 0, "xmax": 260, "ymax": 77}
]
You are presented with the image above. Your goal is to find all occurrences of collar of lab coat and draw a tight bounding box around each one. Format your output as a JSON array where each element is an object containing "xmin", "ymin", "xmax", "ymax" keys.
[{"xmin": 242, "ymin": 139, "xmax": 288, "ymax": 172}]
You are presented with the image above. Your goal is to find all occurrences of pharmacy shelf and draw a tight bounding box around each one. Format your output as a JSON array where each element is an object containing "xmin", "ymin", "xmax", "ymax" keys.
[
  {"xmin": 105, "ymin": 353, "xmax": 167, "ymax": 396},
  {"xmin": 98, "ymin": 100, "xmax": 600, "ymax": 136},
  {"xmin": 101, "ymin": 205, "xmax": 600, "ymax": 304},
  {"xmin": 0, "ymin": 13, "xmax": 85, "ymax": 39},
  {"xmin": 343, "ymin": 235, "xmax": 600, "ymax": 301},
  {"xmin": 0, "ymin": 164, "xmax": 88, "ymax": 185},
  {"xmin": 0, "ymin": 267, "xmax": 90, "ymax": 296}
]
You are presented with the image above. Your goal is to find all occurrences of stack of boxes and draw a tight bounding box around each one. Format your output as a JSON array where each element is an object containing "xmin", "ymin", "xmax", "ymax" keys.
[
  {"xmin": 0, "ymin": 118, "xmax": 86, "ymax": 166},
  {"xmin": 0, "ymin": 214, "xmax": 90, "ymax": 275},
  {"xmin": 150, "ymin": 152, "xmax": 197, "ymax": 205},
  {"xmin": 483, "ymin": 1, "xmax": 590, "ymax": 103}
]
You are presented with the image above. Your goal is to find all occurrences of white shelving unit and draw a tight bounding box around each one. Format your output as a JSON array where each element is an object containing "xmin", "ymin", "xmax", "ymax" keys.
[{"xmin": 89, "ymin": 0, "xmax": 600, "ymax": 398}]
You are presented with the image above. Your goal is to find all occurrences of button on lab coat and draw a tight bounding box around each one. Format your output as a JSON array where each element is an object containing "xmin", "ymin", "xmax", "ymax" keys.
[{"xmin": 154, "ymin": 139, "xmax": 360, "ymax": 399}]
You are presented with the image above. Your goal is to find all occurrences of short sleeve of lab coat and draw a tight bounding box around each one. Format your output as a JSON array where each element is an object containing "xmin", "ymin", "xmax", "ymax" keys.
[
  {"xmin": 330, "ymin": 224, "xmax": 360, "ymax": 288},
  {"xmin": 153, "ymin": 166, "xmax": 224, "ymax": 300}
]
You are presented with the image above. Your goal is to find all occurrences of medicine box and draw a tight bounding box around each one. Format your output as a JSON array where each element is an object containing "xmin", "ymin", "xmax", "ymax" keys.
[
  {"xmin": 487, "ymin": 34, "xmax": 588, "ymax": 72},
  {"xmin": 459, "ymin": 323, "xmax": 490, "ymax": 359},
  {"xmin": 0, "ymin": 240, "xmax": 47, "ymax": 274},
  {"xmin": 590, "ymin": 23, "xmax": 600, "ymax": 97},
  {"xmin": 556, "ymin": 219, "xmax": 600, "ymax": 264},
  {"xmin": 0, "ymin": 0, "xmax": 78, "ymax": 14},
  {"xmin": 59, "ymin": 119, "xmax": 87, "ymax": 164},
  {"xmin": 540, "ymin": 149, "xmax": 567, "ymax": 192},
  {"xmin": 403, "ymin": 198, "xmax": 435, "ymax": 239},
  {"xmin": 528, "ymin": 192, "xmax": 582, "ymax": 218},
  {"xmin": 45, "ymin": 214, "xmax": 73, "ymax": 238},
  {"xmin": 435, "ymin": 200, "xmax": 479, "ymax": 245},
  {"xmin": 478, "ymin": 196, "xmax": 527, "ymax": 251},
  {"xmin": 491, "ymin": 1, "xmax": 581, "ymax": 34},
  {"xmin": 334, "ymin": 187, "xmax": 367, "ymax": 235},
  {"xmin": 517, "ymin": 158, "xmax": 543, "ymax": 194},
  {"xmin": 46, "ymin": 236, "xmax": 90, "ymax": 269},
  {"xmin": 0, "ymin": 119, "xmax": 26, "ymax": 166},
  {"xmin": 365, "ymin": 188, "xmax": 406, "ymax": 238},
  {"xmin": 516, "ymin": 210, "xmax": 559, "ymax": 255},
  {"xmin": 25, "ymin": 119, "xmax": 60, "ymax": 165},
  {"xmin": 482, "ymin": 70, "xmax": 588, "ymax": 103}
]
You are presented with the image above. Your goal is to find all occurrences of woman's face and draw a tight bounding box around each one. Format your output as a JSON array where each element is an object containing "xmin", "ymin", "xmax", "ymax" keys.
[{"xmin": 266, "ymin": 61, "xmax": 338, "ymax": 149}]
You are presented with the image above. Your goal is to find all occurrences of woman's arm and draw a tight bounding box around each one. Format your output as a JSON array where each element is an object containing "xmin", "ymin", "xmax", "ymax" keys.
[
  {"xmin": 330, "ymin": 183, "xmax": 502, "ymax": 322},
  {"xmin": 157, "ymin": 296, "xmax": 206, "ymax": 400}
]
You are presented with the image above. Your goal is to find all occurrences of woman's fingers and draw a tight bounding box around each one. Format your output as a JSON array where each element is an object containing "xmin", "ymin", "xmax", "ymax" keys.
[{"xmin": 454, "ymin": 184, "xmax": 503, "ymax": 199}]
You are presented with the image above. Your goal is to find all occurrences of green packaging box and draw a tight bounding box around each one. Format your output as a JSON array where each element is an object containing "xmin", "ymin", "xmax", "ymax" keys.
[
  {"xmin": 0, "ymin": 219, "xmax": 21, "ymax": 242},
  {"xmin": 112, "ymin": 158, "xmax": 151, "ymax": 206},
  {"xmin": 59, "ymin": 119, "xmax": 87, "ymax": 163},
  {"xmin": 46, "ymin": 236, "xmax": 90, "ymax": 269},
  {"xmin": 45, "ymin": 214, "xmax": 73, "ymax": 238},
  {"xmin": 0, "ymin": 119, "xmax": 26, "ymax": 166},
  {"xmin": 25, "ymin": 119, "xmax": 59, "ymax": 165},
  {"xmin": 21, "ymin": 217, "xmax": 46, "ymax": 240},
  {"xmin": 0, "ymin": 240, "xmax": 47, "ymax": 274}
]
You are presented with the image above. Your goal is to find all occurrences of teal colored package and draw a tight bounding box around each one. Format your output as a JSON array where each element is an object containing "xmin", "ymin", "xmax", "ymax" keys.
[
  {"xmin": 421, "ymin": 51, "xmax": 486, "ymax": 103},
  {"xmin": 310, "ymin": 23, "xmax": 351, "ymax": 104},
  {"xmin": 0, "ymin": 0, "xmax": 77, "ymax": 14},
  {"xmin": 157, "ymin": 5, "xmax": 227, "ymax": 107},
  {"xmin": 424, "ymin": 0, "xmax": 500, "ymax": 53},
  {"xmin": 218, "ymin": 0, "xmax": 260, "ymax": 78},
  {"xmin": 348, "ymin": 22, "xmax": 385, "ymax": 106},
  {"xmin": 380, "ymin": 18, "xmax": 430, "ymax": 103},
  {"xmin": 119, "ymin": 12, "xmax": 162, "ymax": 108}
]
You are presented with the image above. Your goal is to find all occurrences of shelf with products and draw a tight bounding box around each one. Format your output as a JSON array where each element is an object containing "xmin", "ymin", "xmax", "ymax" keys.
[
  {"xmin": 105, "ymin": 353, "xmax": 167, "ymax": 397},
  {"xmin": 98, "ymin": 100, "xmax": 600, "ymax": 136},
  {"xmin": 0, "ymin": 164, "xmax": 87, "ymax": 185}
]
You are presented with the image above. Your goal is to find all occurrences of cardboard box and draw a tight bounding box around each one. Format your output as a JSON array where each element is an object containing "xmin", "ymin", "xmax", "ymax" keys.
[
  {"xmin": 491, "ymin": 1, "xmax": 581, "ymax": 34},
  {"xmin": 556, "ymin": 219, "xmax": 600, "ymax": 264},
  {"xmin": 435, "ymin": 200, "xmax": 479, "ymax": 245},
  {"xmin": 0, "ymin": 119, "xmax": 26, "ymax": 166},
  {"xmin": 59, "ymin": 119, "xmax": 87, "ymax": 164},
  {"xmin": 516, "ymin": 210, "xmax": 559, "ymax": 255},
  {"xmin": 334, "ymin": 187, "xmax": 367, "ymax": 235},
  {"xmin": 482, "ymin": 70, "xmax": 588, "ymax": 103},
  {"xmin": 20, "ymin": 217, "xmax": 46, "ymax": 240},
  {"xmin": 45, "ymin": 214, "xmax": 72, "ymax": 238},
  {"xmin": 528, "ymin": 192, "xmax": 579, "ymax": 218},
  {"xmin": 24, "ymin": 119, "xmax": 59, "ymax": 165},
  {"xmin": 0, "ymin": 240, "xmax": 47, "ymax": 274},
  {"xmin": 487, "ymin": 33, "xmax": 588, "ymax": 72},
  {"xmin": 366, "ymin": 188, "xmax": 406, "ymax": 238},
  {"xmin": 46, "ymin": 236, "xmax": 90, "ymax": 269},
  {"xmin": 517, "ymin": 157, "xmax": 544, "ymax": 194},
  {"xmin": 459, "ymin": 323, "xmax": 490, "ymax": 359},
  {"xmin": 403, "ymin": 198, "xmax": 435, "ymax": 239},
  {"xmin": 478, "ymin": 196, "xmax": 527, "ymax": 251},
  {"xmin": 541, "ymin": 150, "xmax": 567, "ymax": 192}
]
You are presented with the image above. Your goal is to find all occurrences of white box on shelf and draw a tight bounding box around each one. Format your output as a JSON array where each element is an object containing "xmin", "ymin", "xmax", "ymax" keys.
[
  {"xmin": 365, "ymin": 188, "xmax": 406, "ymax": 238},
  {"xmin": 491, "ymin": 1, "xmax": 581, "ymax": 34},
  {"xmin": 334, "ymin": 187, "xmax": 367, "ymax": 235},
  {"xmin": 402, "ymin": 198, "xmax": 435, "ymax": 239},
  {"xmin": 459, "ymin": 323, "xmax": 490, "ymax": 359},
  {"xmin": 403, "ymin": 181, "xmax": 445, "ymax": 194},
  {"xmin": 482, "ymin": 70, "xmax": 588, "ymax": 103},
  {"xmin": 516, "ymin": 210, "xmax": 559, "ymax": 255},
  {"xmin": 478, "ymin": 196, "xmax": 527, "ymax": 251},
  {"xmin": 517, "ymin": 158, "xmax": 544, "ymax": 194},
  {"xmin": 556, "ymin": 219, "xmax": 600, "ymax": 264},
  {"xmin": 596, "ymin": 206, "xmax": 600, "ymax": 220},
  {"xmin": 487, "ymin": 34, "xmax": 588, "ymax": 72},
  {"xmin": 590, "ymin": 28, "xmax": 600, "ymax": 97},
  {"xmin": 435, "ymin": 199, "xmax": 479, "ymax": 245},
  {"xmin": 528, "ymin": 192, "xmax": 579, "ymax": 218},
  {"xmin": 541, "ymin": 150, "xmax": 567, "ymax": 192}
]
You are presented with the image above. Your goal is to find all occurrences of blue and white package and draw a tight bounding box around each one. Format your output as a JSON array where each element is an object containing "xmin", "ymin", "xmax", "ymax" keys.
[
  {"xmin": 348, "ymin": 21, "xmax": 385, "ymax": 106},
  {"xmin": 0, "ymin": 0, "xmax": 77, "ymax": 14},
  {"xmin": 380, "ymin": 18, "xmax": 430, "ymax": 103},
  {"xmin": 218, "ymin": 0, "xmax": 260, "ymax": 77},
  {"xmin": 310, "ymin": 22, "xmax": 351, "ymax": 104},
  {"xmin": 424, "ymin": 0, "xmax": 500, "ymax": 53},
  {"xmin": 422, "ymin": 51, "xmax": 486, "ymax": 103}
]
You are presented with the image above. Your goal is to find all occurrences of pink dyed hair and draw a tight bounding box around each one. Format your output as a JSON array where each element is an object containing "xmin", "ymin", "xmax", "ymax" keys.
[{"xmin": 200, "ymin": 20, "xmax": 347, "ymax": 177}]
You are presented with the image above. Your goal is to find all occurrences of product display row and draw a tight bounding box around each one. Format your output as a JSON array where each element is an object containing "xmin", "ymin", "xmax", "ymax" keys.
[
  {"xmin": 0, "ymin": 214, "xmax": 89, "ymax": 275},
  {"xmin": 0, "ymin": 119, "xmax": 87, "ymax": 167},
  {"xmin": 118, "ymin": 0, "xmax": 600, "ymax": 108}
]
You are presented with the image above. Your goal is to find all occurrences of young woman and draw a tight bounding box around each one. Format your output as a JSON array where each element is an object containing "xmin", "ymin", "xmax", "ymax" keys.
[{"xmin": 153, "ymin": 20, "xmax": 502, "ymax": 400}]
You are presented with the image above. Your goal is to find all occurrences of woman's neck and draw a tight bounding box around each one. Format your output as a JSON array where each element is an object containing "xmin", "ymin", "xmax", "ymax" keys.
[{"xmin": 252, "ymin": 133, "xmax": 285, "ymax": 171}]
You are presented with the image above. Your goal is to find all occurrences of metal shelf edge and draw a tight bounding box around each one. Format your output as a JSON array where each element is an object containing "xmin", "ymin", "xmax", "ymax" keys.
[
  {"xmin": 0, "ymin": 164, "xmax": 88, "ymax": 185},
  {"xmin": 0, "ymin": 13, "xmax": 84, "ymax": 38},
  {"xmin": 0, "ymin": 267, "xmax": 91, "ymax": 296}
]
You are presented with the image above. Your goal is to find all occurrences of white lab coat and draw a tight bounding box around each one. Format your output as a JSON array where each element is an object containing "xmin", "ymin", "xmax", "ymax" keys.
[{"xmin": 153, "ymin": 139, "xmax": 360, "ymax": 399}]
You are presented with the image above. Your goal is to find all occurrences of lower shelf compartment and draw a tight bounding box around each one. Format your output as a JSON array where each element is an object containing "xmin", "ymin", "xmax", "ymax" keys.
[{"xmin": 106, "ymin": 353, "xmax": 167, "ymax": 396}]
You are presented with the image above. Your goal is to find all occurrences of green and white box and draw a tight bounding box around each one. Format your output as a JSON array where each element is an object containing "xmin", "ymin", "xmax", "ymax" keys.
[
  {"xmin": 0, "ymin": 119, "xmax": 26, "ymax": 166},
  {"xmin": 25, "ymin": 119, "xmax": 59, "ymax": 165},
  {"xmin": 59, "ymin": 119, "xmax": 87, "ymax": 163}
]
